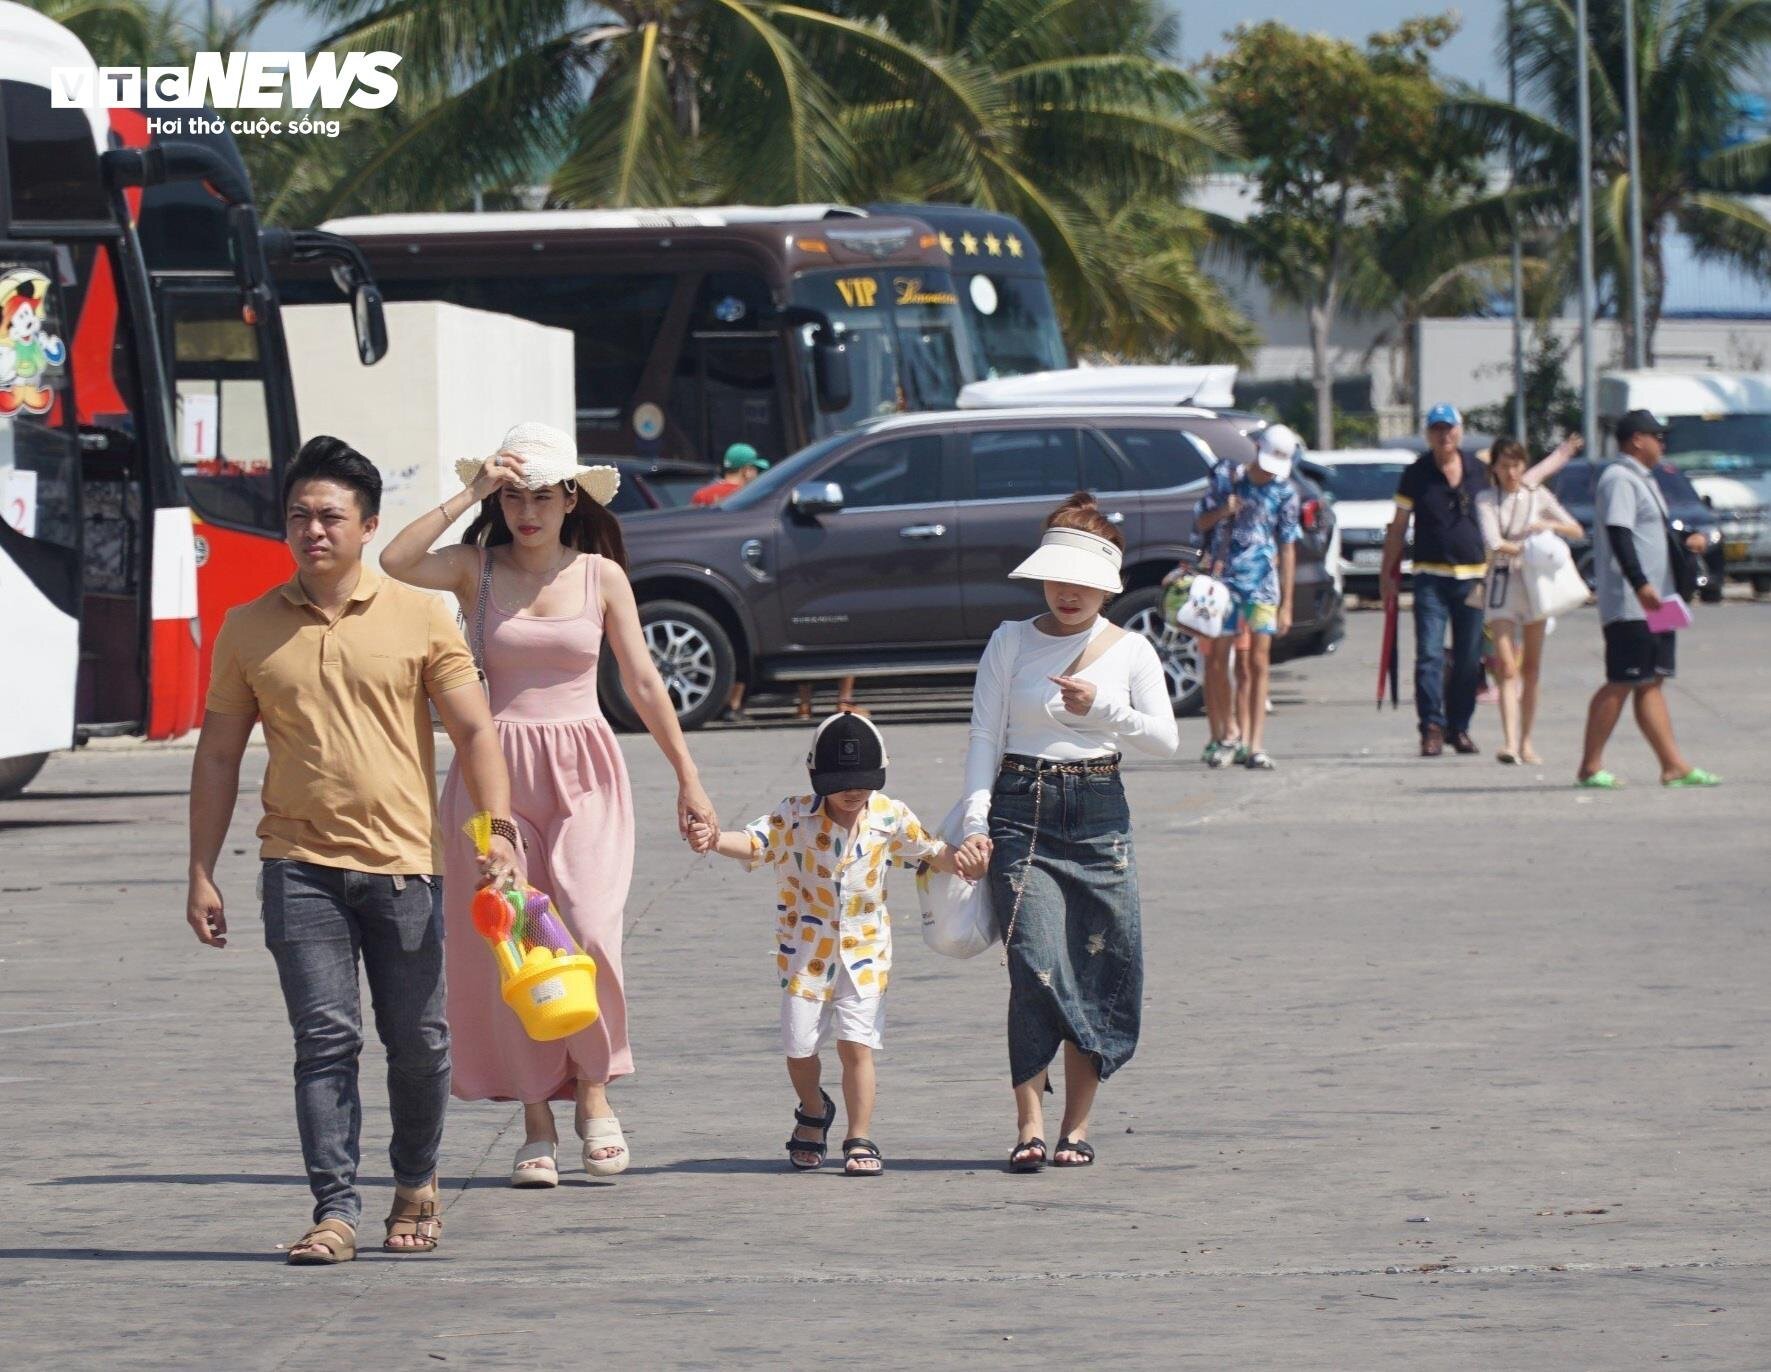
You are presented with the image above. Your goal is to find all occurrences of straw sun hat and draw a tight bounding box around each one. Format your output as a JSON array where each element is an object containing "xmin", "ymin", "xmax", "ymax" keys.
[
  {"xmin": 1008, "ymin": 527, "xmax": 1124, "ymax": 594},
  {"xmin": 454, "ymin": 421, "xmax": 621, "ymax": 506}
]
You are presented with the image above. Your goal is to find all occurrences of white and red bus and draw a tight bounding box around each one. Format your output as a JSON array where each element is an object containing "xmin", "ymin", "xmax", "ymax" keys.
[{"xmin": 0, "ymin": 3, "xmax": 383, "ymax": 797}]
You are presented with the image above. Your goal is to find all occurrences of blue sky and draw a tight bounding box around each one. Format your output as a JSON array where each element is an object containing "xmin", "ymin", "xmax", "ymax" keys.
[{"xmin": 245, "ymin": 2, "xmax": 1512, "ymax": 96}]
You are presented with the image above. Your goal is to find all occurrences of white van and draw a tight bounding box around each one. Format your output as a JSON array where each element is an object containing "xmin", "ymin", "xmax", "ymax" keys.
[{"xmin": 1599, "ymin": 370, "xmax": 1771, "ymax": 587}]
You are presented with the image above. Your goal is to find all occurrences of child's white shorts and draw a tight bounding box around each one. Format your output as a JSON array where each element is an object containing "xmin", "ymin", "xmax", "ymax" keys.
[{"xmin": 780, "ymin": 991, "xmax": 885, "ymax": 1059}]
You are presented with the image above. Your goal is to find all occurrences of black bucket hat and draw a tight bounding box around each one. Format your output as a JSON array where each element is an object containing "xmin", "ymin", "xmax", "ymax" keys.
[{"xmin": 806, "ymin": 710, "xmax": 888, "ymax": 796}]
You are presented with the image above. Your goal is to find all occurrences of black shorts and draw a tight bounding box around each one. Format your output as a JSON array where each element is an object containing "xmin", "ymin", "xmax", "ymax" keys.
[{"xmin": 1603, "ymin": 620, "xmax": 1676, "ymax": 684}]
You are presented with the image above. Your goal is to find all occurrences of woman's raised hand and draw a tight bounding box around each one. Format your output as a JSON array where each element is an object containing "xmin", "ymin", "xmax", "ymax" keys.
[
  {"xmin": 468, "ymin": 450, "xmax": 527, "ymax": 500},
  {"xmin": 1050, "ymin": 674, "xmax": 1098, "ymax": 716}
]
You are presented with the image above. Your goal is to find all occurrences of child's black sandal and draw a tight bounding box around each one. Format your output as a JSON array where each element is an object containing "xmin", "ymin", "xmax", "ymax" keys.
[
  {"xmin": 842, "ymin": 1137, "xmax": 885, "ymax": 1177},
  {"xmin": 785, "ymin": 1089, "xmax": 836, "ymax": 1170}
]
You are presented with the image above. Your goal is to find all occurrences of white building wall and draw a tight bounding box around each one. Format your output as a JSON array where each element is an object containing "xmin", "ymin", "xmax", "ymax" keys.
[{"xmin": 1416, "ymin": 318, "xmax": 1771, "ymax": 418}]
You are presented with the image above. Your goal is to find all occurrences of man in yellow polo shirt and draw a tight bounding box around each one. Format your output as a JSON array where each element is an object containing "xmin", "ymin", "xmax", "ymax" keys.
[{"xmin": 185, "ymin": 436, "xmax": 519, "ymax": 1265}]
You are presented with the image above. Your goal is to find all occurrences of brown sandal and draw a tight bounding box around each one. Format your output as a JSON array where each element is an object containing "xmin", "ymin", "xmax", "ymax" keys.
[
  {"xmin": 383, "ymin": 1188, "xmax": 442, "ymax": 1254},
  {"xmin": 283, "ymin": 1217, "xmax": 356, "ymax": 1265}
]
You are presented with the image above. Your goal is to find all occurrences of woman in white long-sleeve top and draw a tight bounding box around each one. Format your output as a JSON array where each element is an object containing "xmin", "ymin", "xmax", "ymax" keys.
[{"xmin": 961, "ymin": 493, "xmax": 1180, "ymax": 1173}]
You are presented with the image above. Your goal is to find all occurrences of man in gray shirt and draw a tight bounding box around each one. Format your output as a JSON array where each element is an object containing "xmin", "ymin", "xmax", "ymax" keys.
[{"xmin": 1576, "ymin": 410, "xmax": 1720, "ymax": 788}]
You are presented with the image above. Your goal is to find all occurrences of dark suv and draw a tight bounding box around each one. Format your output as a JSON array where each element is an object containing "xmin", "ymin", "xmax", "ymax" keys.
[{"xmin": 602, "ymin": 408, "xmax": 1343, "ymax": 729}]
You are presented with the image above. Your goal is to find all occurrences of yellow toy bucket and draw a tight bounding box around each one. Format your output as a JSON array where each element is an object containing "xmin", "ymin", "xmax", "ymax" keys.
[{"xmin": 500, "ymin": 945, "xmax": 600, "ymax": 1041}]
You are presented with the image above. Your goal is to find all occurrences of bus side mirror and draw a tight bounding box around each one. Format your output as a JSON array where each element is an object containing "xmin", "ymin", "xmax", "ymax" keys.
[
  {"xmin": 813, "ymin": 329, "xmax": 852, "ymax": 414},
  {"xmin": 352, "ymin": 281, "xmax": 388, "ymax": 366}
]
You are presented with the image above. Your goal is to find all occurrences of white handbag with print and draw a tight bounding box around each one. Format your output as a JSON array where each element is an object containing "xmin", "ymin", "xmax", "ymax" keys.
[
  {"xmin": 1521, "ymin": 530, "xmax": 1588, "ymax": 622},
  {"xmin": 1174, "ymin": 572, "xmax": 1232, "ymax": 638},
  {"xmin": 917, "ymin": 798, "xmax": 997, "ymax": 960}
]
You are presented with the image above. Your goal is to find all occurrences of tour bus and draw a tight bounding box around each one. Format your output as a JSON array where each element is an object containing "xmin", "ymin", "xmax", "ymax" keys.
[
  {"xmin": 865, "ymin": 202, "xmax": 1068, "ymax": 381},
  {"xmin": 0, "ymin": 5, "xmax": 202, "ymax": 797},
  {"xmin": 281, "ymin": 208, "xmax": 984, "ymax": 464},
  {"xmin": 133, "ymin": 114, "xmax": 386, "ymax": 692},
  {"xmin": 0, "ymin": 4, "xmax": 384, "ymax": 797}
]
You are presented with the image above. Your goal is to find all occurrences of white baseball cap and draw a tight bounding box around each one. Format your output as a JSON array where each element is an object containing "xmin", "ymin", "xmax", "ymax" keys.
[
  {"xmin": 1008, "ymin": 527, "xmax": 1124, "ymax": 594},
  {"xmin": 455, "ymin": 421, "xmax": 621, "ymax": 505},
  {"xmin": 1254, "ymin": 424, "xmax": 1299, "ymax": 479}
]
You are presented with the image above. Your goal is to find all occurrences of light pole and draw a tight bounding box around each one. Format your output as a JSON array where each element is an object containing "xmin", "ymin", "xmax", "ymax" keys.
[
  {"xmin": 1623, "ymin": 0, "xmax": 1647, "ymax": 367},
  {"xmin": 1508, "ymin": 0, "xmax": 1527, "ymax": 441},
  {"xmin": 1575, "ymin": 0, "xmax": 1598, "ymax": 456}
]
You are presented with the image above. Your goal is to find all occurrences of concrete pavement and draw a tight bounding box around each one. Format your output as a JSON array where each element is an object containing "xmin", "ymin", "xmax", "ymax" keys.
[{"xmin": 2, "ymin": 603, "xmax": 1768, "ymax": 1368}]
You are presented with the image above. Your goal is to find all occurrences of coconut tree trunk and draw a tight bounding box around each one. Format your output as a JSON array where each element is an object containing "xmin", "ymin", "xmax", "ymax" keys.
[{"xmin": 1309, "ymin": 294, "xmax": 1336, "ymax": 451}]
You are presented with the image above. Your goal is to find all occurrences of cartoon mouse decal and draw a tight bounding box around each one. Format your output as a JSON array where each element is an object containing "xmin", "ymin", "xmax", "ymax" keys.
[{"xmin": 0, "ymin": 269, "xmax": 68, "ymax": 418}]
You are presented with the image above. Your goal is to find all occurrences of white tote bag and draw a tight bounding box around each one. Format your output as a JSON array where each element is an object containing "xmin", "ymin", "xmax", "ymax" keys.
[
  {"xmin": 917, "ymin": 798, "xmax": 998, "ymax": 960},
  {"xmin": 1521, "ymin": 530, "xmax": 1588, "ymax": 622},
  {"xmin": 1174, "ymin": 572, "xmax": 1232, "ymax": 638}
]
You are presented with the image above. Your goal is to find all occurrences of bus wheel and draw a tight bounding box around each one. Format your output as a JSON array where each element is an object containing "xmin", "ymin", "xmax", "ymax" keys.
[
  {"xmin": 1110, "ymin": 587, "xmax": 1204, "ymax": 717},
  {"xmin": 600, "ymin": 600, "xmax": 735, "ymax": 733},
  {"xmin": 0, "ymin": 752, "xmax": 48, "ymax": 800}
]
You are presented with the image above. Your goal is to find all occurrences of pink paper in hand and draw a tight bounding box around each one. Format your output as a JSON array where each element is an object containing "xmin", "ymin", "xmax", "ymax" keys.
[{"xmin": 1645, "ymin": 595, "xmax": 1693, "ymax": 633}]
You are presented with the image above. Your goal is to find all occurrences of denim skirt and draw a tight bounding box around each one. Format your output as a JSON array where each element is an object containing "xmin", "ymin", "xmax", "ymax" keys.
[{"xmin": 987, "ymin": 756, "xmax": 1142, "ymax": 1088}]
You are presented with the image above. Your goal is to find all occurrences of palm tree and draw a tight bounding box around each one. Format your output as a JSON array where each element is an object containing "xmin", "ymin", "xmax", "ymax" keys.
[
  {"xmin": 1443, "ymin": 0, "xmax": 1771, "ymax": 363},
  {"xmin": 258, "ymin": 0, "xmax": 1245, "ymax": 358}
]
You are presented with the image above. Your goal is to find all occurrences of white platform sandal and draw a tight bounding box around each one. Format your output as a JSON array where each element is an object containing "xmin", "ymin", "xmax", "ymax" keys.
[
  {"xmin": 579, "ymin": 1116, "xmax": 629, "ymax": 1178},
  {"xmin": 510, "ymin": 1139, "xmax": 559, "ymax": 1188}
]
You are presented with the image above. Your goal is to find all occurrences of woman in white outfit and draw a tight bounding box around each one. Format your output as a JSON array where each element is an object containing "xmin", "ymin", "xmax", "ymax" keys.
[
  {"xmin": 1477, "ymin": 436, "xmax": 1584, "ymax": 764},
  {"xmin": 962, "ymin": 494, "xmax": 1180, "ymax": 1172}
]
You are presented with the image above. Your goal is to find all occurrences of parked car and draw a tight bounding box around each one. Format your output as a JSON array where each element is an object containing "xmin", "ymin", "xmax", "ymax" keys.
[
  {"xmin": 603, "ymin": 407, "xmax": 1344, "ymax": 729},
  {"xmin": 1550, "ymin": 460, "xmax": 1725, "ymax": 602},
  {"xmin": 1302, "ymin": 450, "xmax": 1416, "ymax": 596},
  {"xmin": 608, "ymin": 457, "xmax": 712, "ymax": 514}
]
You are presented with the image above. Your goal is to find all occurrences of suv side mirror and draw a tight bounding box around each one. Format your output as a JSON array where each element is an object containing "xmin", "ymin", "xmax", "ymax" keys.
[
  {"xmin": 790, "ymin": 481, "xmax": 845, "ymax": 517},
  {"xmin": 813, "ymin": 329, "xmax": 852, "ymax": 414}
]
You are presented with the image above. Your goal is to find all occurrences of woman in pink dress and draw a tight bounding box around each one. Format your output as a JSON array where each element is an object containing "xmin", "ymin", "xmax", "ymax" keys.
[{"xmin": 381, "ymin": 422, "xmax": 716, "ymax": 1187}]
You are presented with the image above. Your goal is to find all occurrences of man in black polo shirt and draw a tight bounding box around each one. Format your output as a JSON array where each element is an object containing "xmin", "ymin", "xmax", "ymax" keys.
[{"xmin": 1380, "ymin": 403, "xmax": 1490, "ymax": 757}]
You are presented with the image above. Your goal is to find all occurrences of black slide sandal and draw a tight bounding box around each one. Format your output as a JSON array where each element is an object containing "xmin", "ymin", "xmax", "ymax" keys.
[
  {"xmin": 842, "ymin": 1137, "xmax": 885, "ymax": 1177},
  {"xmin": 785, "ymin": 1089, "xmax": 836, "ymax": 1171},
  {"xmin": 1009, "ymin": 1137, "xmax": 1047, "ymax": 1173},
  {"xmin": 1052, "ymin": 1136, "xmax": 1095, "ymax": 1167}
]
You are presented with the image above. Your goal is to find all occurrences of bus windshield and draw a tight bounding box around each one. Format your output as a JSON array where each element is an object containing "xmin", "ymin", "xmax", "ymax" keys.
[
  {"xmin": 1662, "ymin": 413, "xmax": 1771, "ymax": 474},
  {"xmin": 790, "ymin": 268, "xmax": 968, "ymax": 433},
  {"xmin": 957, "ymin": 272, "xmax": 1066, "ymax": 379}
]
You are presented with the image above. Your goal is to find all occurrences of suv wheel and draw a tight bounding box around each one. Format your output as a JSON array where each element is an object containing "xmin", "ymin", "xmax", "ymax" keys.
[
  {"xmin": 600, "ymin": 599, "xmax": 735, "ymax": 733},
  {"xmin": 1110, "ymin": 587, "xmax": 1204, "ymax": 716}
]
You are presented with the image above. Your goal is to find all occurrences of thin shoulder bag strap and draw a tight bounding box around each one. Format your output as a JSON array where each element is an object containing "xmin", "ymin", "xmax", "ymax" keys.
[
  {"xmin": 1060, "ymin": 617, "xmax": 1120, "ymax": 680},
  {"xmin": 472, "ymin": 546, "xmax": 493, "ymax": 676}
]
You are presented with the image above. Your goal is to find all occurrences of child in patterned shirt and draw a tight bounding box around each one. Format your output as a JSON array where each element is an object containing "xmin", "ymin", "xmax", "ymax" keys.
[{"xmin": 691, "ymin": 711, "xmax": 990, "ymax": 1175}]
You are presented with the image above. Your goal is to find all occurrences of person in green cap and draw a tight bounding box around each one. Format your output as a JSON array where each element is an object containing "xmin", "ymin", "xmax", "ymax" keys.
[{"xmin": 692, "ymin": 442, "xmax": 770, "ymax": 507}]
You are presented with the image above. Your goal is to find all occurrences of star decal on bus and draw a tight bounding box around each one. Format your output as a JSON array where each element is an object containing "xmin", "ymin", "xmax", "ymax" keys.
[
  {"xmin": 959, "ymin": 231, "xmax": 980, "ymax": 255},
  {"xmin": 983, "ymin": 233, "xmax": 1002, "ymax": 256},
  {"xmin": 1005, "ymin": 235, "xmax": 1024, "ymax": 258},
  {"xmin": 938, "ymin": 232, "xmax": 955, "ymax": 256}
]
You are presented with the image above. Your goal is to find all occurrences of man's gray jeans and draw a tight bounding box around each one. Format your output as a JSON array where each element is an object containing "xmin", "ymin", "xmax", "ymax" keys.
[{"xmin": 261, "ymin": 859, "xmax": 450, "ymax": 1228}]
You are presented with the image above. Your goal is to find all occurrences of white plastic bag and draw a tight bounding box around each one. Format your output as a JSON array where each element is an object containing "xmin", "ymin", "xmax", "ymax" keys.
[
  {"xmin": 917, "ymin": 798, "xmax": 997, "ymax": 960},
  {"xmin": 1174, "ymin": 572, "xmax": 1232, "ymax": 638},
  {"xmin": 1521, "ymin": 531, "xmax": 1588, "ymax": 622}
]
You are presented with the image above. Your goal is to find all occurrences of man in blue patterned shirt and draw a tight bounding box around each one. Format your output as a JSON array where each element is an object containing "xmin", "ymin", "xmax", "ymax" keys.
[{"xmin": 1195, "ymin": 424, "xmax": 1302, "ymax": 770}]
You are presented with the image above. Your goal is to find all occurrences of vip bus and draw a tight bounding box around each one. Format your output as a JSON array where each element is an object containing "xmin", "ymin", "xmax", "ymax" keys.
[
  {"xmin": 864, "ymin": 203, "xmax": 1067, "ymax": 382},
  {"xmin": 0, "ymin": 3, "xmax": 382, "ymax": 796},
  {"xmin": 280, "ymin": 208, "xmax": 985, "ymax": 465}
]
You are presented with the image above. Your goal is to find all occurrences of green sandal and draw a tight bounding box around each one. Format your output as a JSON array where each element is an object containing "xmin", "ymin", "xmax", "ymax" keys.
[
  {"xmin": 1576, "ymin": 771, "xmax": 1622, "ymax": 789},
  {"xmin": 1664, "ymin": 768, "xmax": 1722, "ymax": 788}
]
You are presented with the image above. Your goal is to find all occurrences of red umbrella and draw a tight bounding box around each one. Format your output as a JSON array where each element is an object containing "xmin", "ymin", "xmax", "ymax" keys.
[{"xmin": 1376, "ymin": 581, "xmax": 1400, "ymax": 710}]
